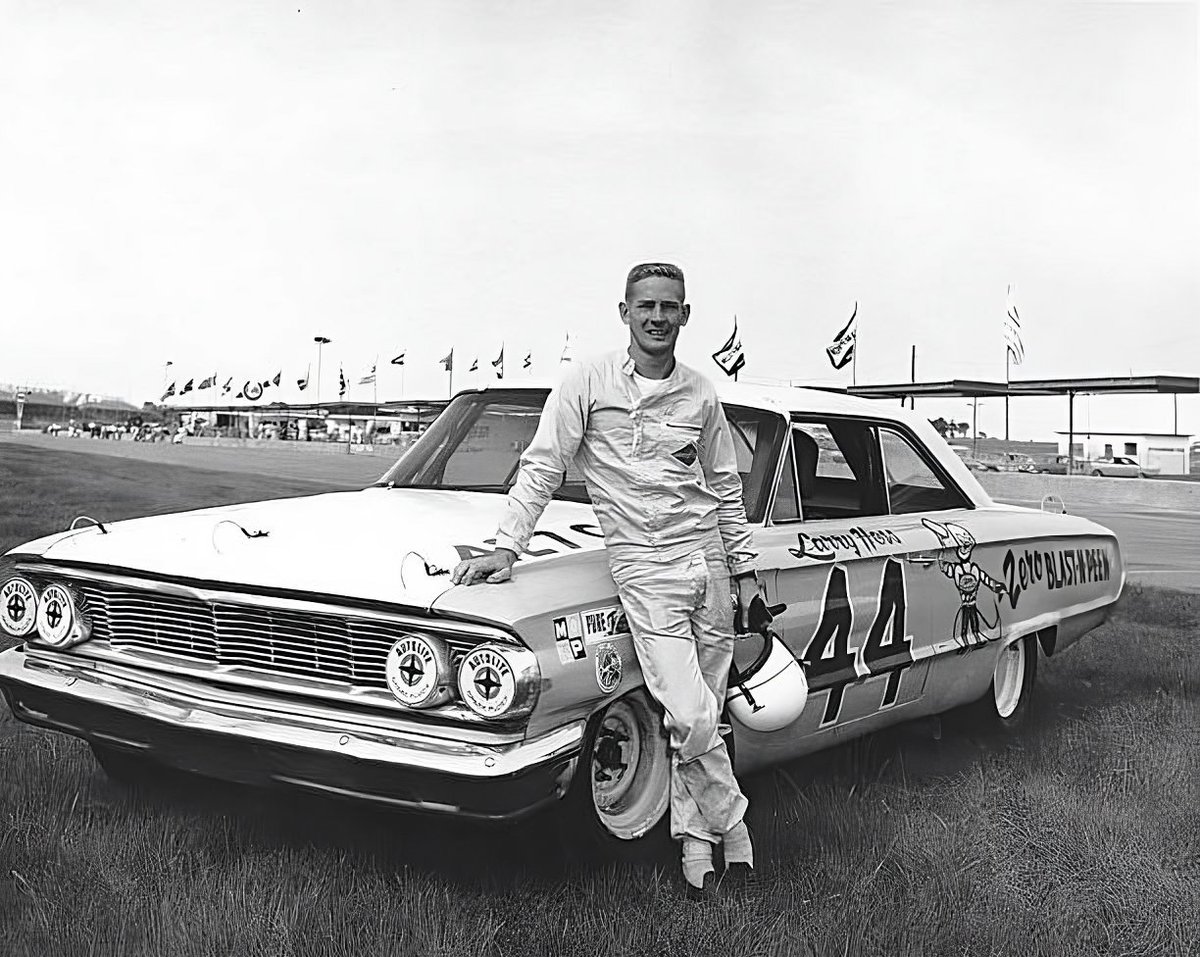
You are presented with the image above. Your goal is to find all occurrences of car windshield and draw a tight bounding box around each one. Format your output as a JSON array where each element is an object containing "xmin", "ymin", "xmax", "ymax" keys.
[
  {"xmin": 377, "ymin": 390, "xmax": 592, "ymax": 501},
  {"xmin": 377, "ymin": 389, "xmax": 785, "ymax": 520}
]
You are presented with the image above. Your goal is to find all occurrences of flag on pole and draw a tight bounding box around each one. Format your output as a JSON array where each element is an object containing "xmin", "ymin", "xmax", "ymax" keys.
[
  {"xmin": 469, "ymin": 357, "xmax": 478, "ymax": 372},
  {"xmin": 825, "ymin": 303, "xmax": 857, "ymax": 370},
  {"xmin": 180, "ymin": 378, "xmax": 195, "ymax": 394},
  {"xmin": 711, "ymin": 316, "xmax": 746, "ymax": 378},
  {"xmin": 439, "ymin": 349, "xmax": 454, "ymax": 372},
  {"xmin": 297, "ymin": 365, "xmax": 310, "ymax": 391},
  {"xmin": 358, "ymin": 362, "xmax": 377, "ymax": 386},
  {"xmin": 338, "ymin": 366, "xmax": 347, "ymax": 398},
  {"xmin": 560, "ymin": 333, "xmax": 572, "ymax": 363},
  {"xmin": 390, "ymin": 352, "xmax": 405, "ymax": 366},
  {"xmin": 492, "ymin": 345, "xmax": 504, "ymax": 379},
  {"xmin": 221, "ymin": 376, "xmax": 233, "ymax": 395},
  {"xmin": 1003, "ymin": 285, "xmax": 1025, "ymax": 365},
  {"xmin": 161, "ymin": 382, "xmax": 176, "ymax": 401},
  {"xmin": 523, "ymin": 351, "xmax": 532, "ymax": 370},
  {"xmin": 272, "ymin": 370, "xmax": 282, "ymax": 387},
  {"xmin": 198, "ymin": 374, "xmax": 216, "ymax": 390}
]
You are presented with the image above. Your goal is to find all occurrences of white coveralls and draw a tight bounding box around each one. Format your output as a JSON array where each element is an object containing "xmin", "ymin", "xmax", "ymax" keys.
[{"xmin": 495, "ymin": 350, "xmax": 756, "ymax": 842}]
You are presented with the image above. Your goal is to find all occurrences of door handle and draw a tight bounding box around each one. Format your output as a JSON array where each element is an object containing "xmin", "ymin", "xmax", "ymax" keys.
[{"xmin": 907, "ymin": 552, "xmax": 939, "ymax": 566}]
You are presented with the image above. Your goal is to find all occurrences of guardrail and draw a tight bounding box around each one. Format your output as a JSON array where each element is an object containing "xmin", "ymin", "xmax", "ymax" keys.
[{"xmin": 978, "ymin": 472, "xmax": 1200, "ymax": 511}]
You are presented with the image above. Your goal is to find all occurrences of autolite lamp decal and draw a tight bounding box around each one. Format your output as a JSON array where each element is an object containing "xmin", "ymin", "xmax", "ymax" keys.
[
  {"xmin": 459, "ymin": 647, "xmax": 516, "ymax": 718},
  {"xmin": 385, "ymin": 635, "xmax": 446, "ymax": 707},
  {"xmin": 0, "ymin": 578, "xmax": 37, "ymax": 636},
  {"xmin": 35, "ymin": 583, "xmax": 75, "ymax": 645}
]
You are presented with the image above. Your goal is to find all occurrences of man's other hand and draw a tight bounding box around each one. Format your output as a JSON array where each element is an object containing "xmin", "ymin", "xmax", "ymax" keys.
[{"xmin": 451, "ymin": 549, "xmax": 517, "ymax": 586}]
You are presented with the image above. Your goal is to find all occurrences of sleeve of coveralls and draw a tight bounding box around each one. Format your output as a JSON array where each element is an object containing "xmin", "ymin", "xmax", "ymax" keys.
[
  {"xmin": 494, "ymin": 367, "xmax": 589, "ymax": 556},
  {"xmin": 700, "ymin": 395, "xmax": 759, "ymax": 576}
]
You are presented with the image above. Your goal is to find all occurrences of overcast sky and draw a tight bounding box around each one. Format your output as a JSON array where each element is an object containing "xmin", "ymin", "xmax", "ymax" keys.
[{"xmin": 1, "ymin": 1, "xmax": 1196, "ymax": 439}]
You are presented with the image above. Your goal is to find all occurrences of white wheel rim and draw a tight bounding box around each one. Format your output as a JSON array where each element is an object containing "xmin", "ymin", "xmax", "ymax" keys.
[
  {"xmin": 993, "ymin": 640, "xmax": 1026, "ymax": 718},
  {"xmin": 589, "ymin": 695, "xmax": 670, "ymax": 840}
]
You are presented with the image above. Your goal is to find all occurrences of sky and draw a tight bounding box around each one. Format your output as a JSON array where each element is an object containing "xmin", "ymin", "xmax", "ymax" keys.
[{"xmin": 1, "ymin": 0, "xmax": 1197, "ymax": 441}]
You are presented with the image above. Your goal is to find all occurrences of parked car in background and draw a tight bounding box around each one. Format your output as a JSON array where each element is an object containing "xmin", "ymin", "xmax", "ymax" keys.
[
  {"xmin": 1090, "ymin": 456, "xmax": 1159, "ymax": 479},
  {"xmin": 949, "ymin": 445, "xmax": 997, "ymax": 471},
  {"xmin": 1001, "ymin": 452, "xmax": 1038, "ymax": 473},
  {"xmin": 0, "ymin": 382, "xmax": 1125, "ymax": 852}
]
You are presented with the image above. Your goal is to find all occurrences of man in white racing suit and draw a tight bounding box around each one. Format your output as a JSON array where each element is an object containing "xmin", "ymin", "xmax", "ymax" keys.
[{"xmin": 451, "ymin": 262, "xmax": 762, "ymax": 899}]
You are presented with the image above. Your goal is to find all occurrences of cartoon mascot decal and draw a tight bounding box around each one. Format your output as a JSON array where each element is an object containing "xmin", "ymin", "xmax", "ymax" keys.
[{"xmin": 922, "ymin": 519, "xmax": 1007, "ymax": 650}]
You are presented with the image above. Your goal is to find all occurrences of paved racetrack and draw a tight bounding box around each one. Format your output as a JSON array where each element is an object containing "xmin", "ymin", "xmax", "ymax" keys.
[{"xmin": 3, "ymin": 432, "xmax": 1198, "ymax": 592}]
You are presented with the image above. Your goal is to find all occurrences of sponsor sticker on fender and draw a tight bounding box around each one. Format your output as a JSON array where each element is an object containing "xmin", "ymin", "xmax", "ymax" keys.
[
  {"xmin": 595, "ymin": 642, "xmax": 622, "ymax": 695},
  {"xmin": 552, "ymin": 614, "xmax": 586, "ymax": 663},
  {"xmin": 459, "ymin": 647, "xmax": 517, "ymax": 717},
  {"xmin": 580, "ymin": 605, "xmax": 630, "ymax": 645}
]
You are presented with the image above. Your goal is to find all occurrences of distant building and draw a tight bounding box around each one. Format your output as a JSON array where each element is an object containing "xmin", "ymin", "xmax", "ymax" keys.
[
  {"xmin": 0, "ymin": 384, "xmax": 141, "ymax": 430},
  {"xmin": 1055, "ymin": 431, "xmax": 1193, "ymax": 474}
]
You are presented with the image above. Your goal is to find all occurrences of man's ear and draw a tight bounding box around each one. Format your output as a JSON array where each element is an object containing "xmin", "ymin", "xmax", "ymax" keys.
[
  {"xmin": 679, "ymin": 303, "xmax": 691, "ymax": 327},
  {"xmin": 618, "ymin": 301, "xmax": 631, "ymax": 326}
]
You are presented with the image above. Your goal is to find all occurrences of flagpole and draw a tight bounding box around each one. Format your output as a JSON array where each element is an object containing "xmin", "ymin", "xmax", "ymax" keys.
[{"xmin": 1005, "ymin": 348, "xmax": 1010, "ymax": 441}]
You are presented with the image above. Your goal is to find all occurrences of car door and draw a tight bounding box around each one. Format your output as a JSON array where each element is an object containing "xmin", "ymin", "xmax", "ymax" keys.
[{"xmin": 735, "ymin": 417, "xmax": 938, "ymax": 771}]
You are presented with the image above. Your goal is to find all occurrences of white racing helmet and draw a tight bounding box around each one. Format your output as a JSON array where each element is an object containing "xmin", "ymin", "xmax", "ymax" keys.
[{"xmin": 725, "ymin": 630, "xmax": 808, "ymax": 732}]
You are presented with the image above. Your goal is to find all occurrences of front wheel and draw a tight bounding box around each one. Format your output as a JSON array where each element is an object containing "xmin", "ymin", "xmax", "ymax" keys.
[
  {"xmin": 958, "ymin": 635, "xmax": 1037, "ymax": 733},
  {"xmin": 558, "ymin": 689, "xmax": 672, "ymax": 861},
  {"xmin": 1091, "ymin": 469, "xmax": 1103, "ymax": 477}
]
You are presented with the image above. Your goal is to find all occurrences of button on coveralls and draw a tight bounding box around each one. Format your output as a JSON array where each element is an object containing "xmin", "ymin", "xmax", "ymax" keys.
[{"xmin": 495, "ymin": 350, "xmax": 756, "ymax": 841}]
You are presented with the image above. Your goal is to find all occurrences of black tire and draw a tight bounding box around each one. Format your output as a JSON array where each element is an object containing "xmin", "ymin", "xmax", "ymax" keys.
[
  {"xmin": 556, "ymin": 689, "xmax": 674, "ymax": 863},
  {"xmin": 958, "ymin": 635, "xmax": 1038, "ymax": 734},
  {"xmin": 1091, "ymin": 469, "xmax": 1103, "ymax": 477}
]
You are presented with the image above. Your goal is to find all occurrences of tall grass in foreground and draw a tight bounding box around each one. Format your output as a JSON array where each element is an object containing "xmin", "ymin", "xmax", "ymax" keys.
[{"xmin": 1, "ymin": 447, "xmax": 1197, "ymax": 956}]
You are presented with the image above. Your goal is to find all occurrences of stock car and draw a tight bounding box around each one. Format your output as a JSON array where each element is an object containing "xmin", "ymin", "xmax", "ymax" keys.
[{"xmin": 0, "ymin": 381, "xmax": 1124, "ymax": 850}]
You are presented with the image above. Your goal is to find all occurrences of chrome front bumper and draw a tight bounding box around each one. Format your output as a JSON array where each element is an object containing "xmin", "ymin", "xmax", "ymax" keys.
[{"xmin": 0, "ymin": 645, "xmax": 584, "ymax": 820}]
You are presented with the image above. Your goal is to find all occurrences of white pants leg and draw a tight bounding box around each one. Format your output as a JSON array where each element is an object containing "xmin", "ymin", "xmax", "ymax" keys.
[{"xmin": 609, "ymin": 547, "xmax": 749, "ymax": 842}]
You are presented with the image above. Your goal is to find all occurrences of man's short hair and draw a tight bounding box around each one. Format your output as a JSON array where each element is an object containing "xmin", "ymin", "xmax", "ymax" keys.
[{"xmin": 625, "ymin": 262, "xmax": 685, "ymax": 301}]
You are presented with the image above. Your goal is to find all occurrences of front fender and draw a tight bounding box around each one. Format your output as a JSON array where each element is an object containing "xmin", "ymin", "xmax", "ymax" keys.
[{"xmin": 432, "ymin": 549, "xmax": 646, "ymax": 738}]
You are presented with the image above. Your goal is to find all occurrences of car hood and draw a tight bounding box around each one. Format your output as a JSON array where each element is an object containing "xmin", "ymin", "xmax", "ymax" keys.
[{"xmin": 15, "ymin": 488, "xmax": 605, "ymax": 611}]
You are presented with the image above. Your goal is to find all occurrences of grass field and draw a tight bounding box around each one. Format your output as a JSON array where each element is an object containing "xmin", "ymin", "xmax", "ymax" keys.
[{"xmin": 1, "ymin": 444, "xmax": 1197, "ymax": 956}]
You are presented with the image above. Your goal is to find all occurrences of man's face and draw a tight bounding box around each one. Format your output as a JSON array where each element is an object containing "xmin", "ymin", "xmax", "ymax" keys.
[{"xmin": 619, "ymin": 275, "xmax": 690, "ymax": 357}]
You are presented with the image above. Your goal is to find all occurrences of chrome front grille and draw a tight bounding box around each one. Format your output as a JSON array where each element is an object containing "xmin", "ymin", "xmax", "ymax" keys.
[{"xmin": 76, "ymin": 583, "xmax": 475, "ymax": 691}]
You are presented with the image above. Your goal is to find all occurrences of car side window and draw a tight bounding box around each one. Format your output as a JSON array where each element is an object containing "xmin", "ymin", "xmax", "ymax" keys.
[
  {"xmin": 792, "ymin": 420, "xmax": 888, "ymax": 520},
  {"xmin": 770, "ymin": 435, "xmax": 800, "ymax": 522},
  {"xmin": 722, "ymin": 405, "xmax": 788, "ymax": 523},
  {"xmin": 879, "ymin": 428, "xmax": 970, "ymax": 514}
]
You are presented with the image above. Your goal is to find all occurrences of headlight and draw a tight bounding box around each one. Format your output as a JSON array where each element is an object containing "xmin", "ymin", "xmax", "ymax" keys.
[
  {"xmin": 33, "ymin": 582, "xmax": 92, "ymax": 649},
  {"xmin": 457, "ymin": 643, "xmax": 541, "ymax": 720},
  {"xmin": 0, "ymin": 577, "xmax": 38, "ymax": 637},
  {"xmin": 384, "ymin": 634, "xmax": 455, "ymax": 709}
]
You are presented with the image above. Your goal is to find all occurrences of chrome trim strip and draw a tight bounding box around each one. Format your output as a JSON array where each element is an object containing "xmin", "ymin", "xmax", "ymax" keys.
[{"xmin": 1, "ymin": 647, "xmax": 584, "ymax": 778}]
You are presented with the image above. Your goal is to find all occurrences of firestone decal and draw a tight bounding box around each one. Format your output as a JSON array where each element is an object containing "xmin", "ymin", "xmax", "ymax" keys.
[
  {"xmin": 789, "ymin": 526, "xmax": 903, "ymax": 563},
  {"xmin": 1002, "ymin": 545, "xmax": 1112, "ymax": 609},
  {"xmin": 923, "ymin": 519, "xmax": 1007, "ymax": 650},
  {"xmin": 595, "ymin": 643, "xmax": 622, "ymax": 695}
]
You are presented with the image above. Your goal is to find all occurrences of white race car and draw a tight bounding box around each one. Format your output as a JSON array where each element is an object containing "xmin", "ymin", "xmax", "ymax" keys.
[{"xmin": 0, "ymin": 382, "xmax": 1124, "ymax": 851}]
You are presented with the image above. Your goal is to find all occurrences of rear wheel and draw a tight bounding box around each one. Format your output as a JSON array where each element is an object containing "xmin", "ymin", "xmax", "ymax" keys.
[
  {"xmin": 559, "ymin": 689, "xmax": 672, "ymax": 861},
  {"xmin": 1091, "ymin": 469, "xmax": 1103, "ymax": 477},
  {"xmin": 960, "ymin": 635, "xmax": 1037, "ymax": 733}
]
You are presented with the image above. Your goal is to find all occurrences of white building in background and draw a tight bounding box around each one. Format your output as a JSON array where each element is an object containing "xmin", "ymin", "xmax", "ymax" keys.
[{"xmin": 1056, "ymin": 431, "xmax": 1193, "ymax": 474}]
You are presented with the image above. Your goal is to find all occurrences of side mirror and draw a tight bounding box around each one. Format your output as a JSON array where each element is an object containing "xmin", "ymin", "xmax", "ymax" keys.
[{"xmin": 1040, "ymin": 494, "xmax": 1066, "ymax": 515}]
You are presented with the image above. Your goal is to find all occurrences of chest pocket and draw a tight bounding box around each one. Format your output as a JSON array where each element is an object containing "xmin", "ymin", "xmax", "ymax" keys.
[{"xmin": 662, "ymin": 419, "xmax": 704, "ymax": 471}]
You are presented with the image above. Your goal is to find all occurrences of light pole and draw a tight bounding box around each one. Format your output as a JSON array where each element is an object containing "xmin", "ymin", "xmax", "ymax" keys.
[{"xmin": 314, "ymin": 336, "xmax": 331, "ymax": 409}]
